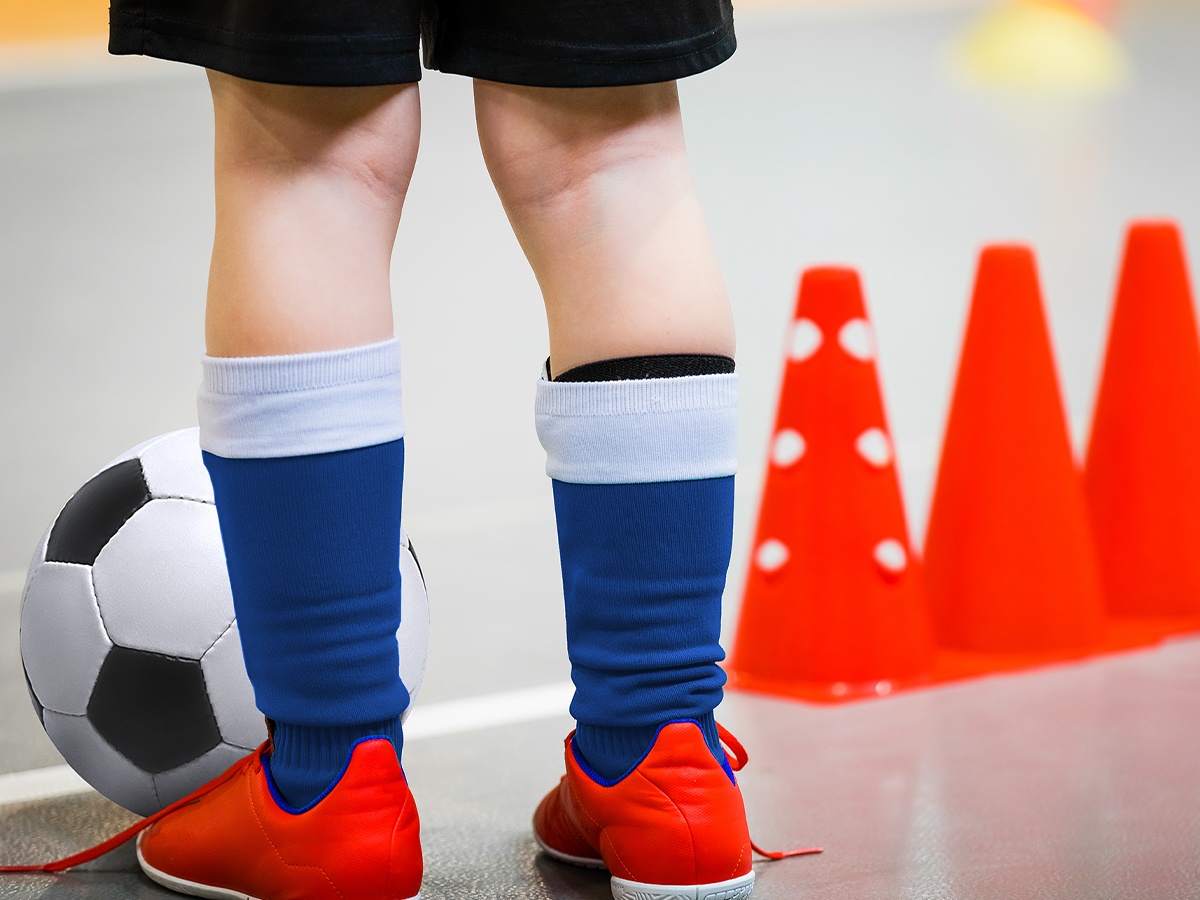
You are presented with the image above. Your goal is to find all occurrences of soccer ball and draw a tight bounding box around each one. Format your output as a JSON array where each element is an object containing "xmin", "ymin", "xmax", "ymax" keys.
[{"xmin": 20, "ymin": 428, "xmax": 429, "ymax": 817}]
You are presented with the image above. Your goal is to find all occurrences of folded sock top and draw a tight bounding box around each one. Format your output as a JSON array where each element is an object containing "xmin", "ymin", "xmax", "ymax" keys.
[
  {"xmin": 535, "ymin": 369, "xmax": 737, "ymax": 485},
  {"xmin": 198, "ymin": 338, "xmax": 404, "ymax": 459},
  {"xmin": 202, "ymin": 338, "xmax": 401, "ymax": 395}
]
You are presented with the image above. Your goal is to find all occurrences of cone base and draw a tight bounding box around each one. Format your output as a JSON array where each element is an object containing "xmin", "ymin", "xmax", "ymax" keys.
[
  {"xmin": 728, "ymin": 616, "xmax": 1200, "ymax": 705},
  {"xmin": 726, "ymin": 669, "xmax": 933, "ymax": 704}
]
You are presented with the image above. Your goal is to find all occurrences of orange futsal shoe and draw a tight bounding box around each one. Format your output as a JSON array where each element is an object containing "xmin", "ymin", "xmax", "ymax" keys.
[
  {"xmin": 137, "ymin": 737, "xmax": 422, "ymax": 900},
  {"xmin": 533, "ymin": 721, "xmax": 757, "ymax": 900}
]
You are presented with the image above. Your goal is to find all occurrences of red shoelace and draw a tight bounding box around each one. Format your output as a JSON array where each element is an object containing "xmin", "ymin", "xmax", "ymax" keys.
[
  {"xmin": 0, "ymin": 745, "xmax": 262, "ymax": 873},
  {"xmin": 716, "ymin": 723, "xmax": 824, "ymax": 861}
]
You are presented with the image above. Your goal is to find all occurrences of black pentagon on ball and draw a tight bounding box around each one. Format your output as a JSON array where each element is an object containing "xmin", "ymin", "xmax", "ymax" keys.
[
  {"xmin": 87, "ymin": 646, "xmax": 221, "ymax": 774},
  {"xmin": 46, "ymin": 459, "xmax": 152, "ymax": 566},
  {"xmin": 407, "ymin": 538, "xmax": 425, "ymax": 584},
  {"xmin": 23, "ymin": 665, "xmax": 45, "ymax": 727}
]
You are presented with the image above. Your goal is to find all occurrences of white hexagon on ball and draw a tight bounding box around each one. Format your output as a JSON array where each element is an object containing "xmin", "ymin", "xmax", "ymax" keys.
[
  {"xmin": 43, "ymin": 709, "xmax": 161, "ymax": 816},
  {"xmin": 93, "ymin": 499, "xmax": 236, "ymax": 659},
  {"xmin": 138, "ymin": 428, "xmax": 216, "ymax": 503},
  {"xmin": 398, "ymin": 532, "xmax": 430, "ymax": 706},
  {"xmin": 21, "ymin": 562, "xmax": 111, "ymax": 716},
  {"xmin": 202, "ymin": 620, "xmax": 268, "ymax": 751}
]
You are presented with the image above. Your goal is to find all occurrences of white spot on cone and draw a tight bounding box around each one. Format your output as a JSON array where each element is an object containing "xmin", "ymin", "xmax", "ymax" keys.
[
  {"xmin": 874, "ymin": 539, "xmax": 908, "ymax": 576},
  {"xmin": 756, "ymin": 540, "xmax": 790, "ymax": 573},
  {"xmin": 772, "ymin": 429, "xmax": 807, "ymax": 467},
  {"xmin": 789, "ymin": 319, "xmax": 823, "ymax": 362},
  {"xmin": 855, "ymin": 428, "xmax": 893, "ymax": 468},
  {"xmin": 838, "ymin": 319, "xmax": 876, "ymax": 361}
]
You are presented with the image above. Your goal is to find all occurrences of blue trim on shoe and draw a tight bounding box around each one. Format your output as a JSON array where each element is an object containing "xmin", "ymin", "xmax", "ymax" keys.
[
  {"xmin": 263, "ymin": 735, "xmax": 399, "ymax": 815},
  {"xmin": 718, "ymin": 748, "xmax": 738, "ymax": 785},
  {"xmin": 570, "ymin": 719, "xmax": 736, "ymax": 787}
]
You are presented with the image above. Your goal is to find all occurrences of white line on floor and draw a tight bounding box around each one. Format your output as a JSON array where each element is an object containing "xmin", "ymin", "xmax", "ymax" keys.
[
  {"xmin": 0, "ymin": 765, "xmax": 89, "ymax": 806},
  {"xmin": 0, "ymin": 680, "xmax": 575, "ymax": 807},
  {"xmin": 404, "ymin": 680, "xmax": 573, "ymax": 740}
]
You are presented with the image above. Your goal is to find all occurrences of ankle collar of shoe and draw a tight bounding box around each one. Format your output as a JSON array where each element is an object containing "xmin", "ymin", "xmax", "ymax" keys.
[
  {"xmin": 264, "ymin": 735, "xmax": 397, "ymax": 814},
  {"xmin": 571, "ymin": 719, "xmax": 734, "ymax": 787}
]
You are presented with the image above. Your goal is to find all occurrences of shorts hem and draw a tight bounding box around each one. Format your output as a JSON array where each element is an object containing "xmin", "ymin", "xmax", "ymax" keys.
[
  {"xmin": 425, "ymin": 22, "xmax": 737, "ymax": 87},
  {"xmin": 109, "ymin": 10, "xmax": 423, "ymax": 86}
]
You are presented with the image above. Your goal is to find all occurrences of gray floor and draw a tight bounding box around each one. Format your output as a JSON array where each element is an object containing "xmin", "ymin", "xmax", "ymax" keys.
[
  {"xmin": 7, "ymin": 643, "xmax": 1200, "ymax": 899},
  {"xmin": 3, "ymin": 0, "xmax": 1200, "ymax": 897}
]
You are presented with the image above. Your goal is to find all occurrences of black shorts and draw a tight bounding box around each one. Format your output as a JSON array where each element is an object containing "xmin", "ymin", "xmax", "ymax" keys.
[{"xmin": 108, "ymin": 0, "xmax": 736, "ymax": 88}]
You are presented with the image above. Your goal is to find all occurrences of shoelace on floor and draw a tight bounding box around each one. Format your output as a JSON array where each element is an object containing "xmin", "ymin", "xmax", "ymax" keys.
[
  {"xmin": 716, "ymin": 723, "xmax": 824, "ymax": 861},
  {"xmin": 2, "ymin": 727, "xmax": 821, "ymax": 873},
  {"xmin": 0, "ymin": 744, "xmax": 265, "ymax": 874}
]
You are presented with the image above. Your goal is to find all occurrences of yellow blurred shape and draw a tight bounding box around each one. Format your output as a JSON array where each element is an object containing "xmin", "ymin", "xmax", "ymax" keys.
[
  {"xmin": 951, "ymin": 0, "xmax": 1130, "ymax": 92},
  {"xmin": 0, "ymin": 0, "xmax": 106, "ymax": 44}
]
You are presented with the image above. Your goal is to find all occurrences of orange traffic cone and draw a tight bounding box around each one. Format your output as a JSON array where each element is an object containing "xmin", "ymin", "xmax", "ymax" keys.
[
  {"xmin": 924, "ymin": 245, "xmax": 1106, "ymax": 656},
  {"xmin": 729, "ymin": 267, "xmax": 935, "ymax": 702},
  {"xmin": 1085, "ymin": 221, "xmax": 1200, "ymax": 618}
]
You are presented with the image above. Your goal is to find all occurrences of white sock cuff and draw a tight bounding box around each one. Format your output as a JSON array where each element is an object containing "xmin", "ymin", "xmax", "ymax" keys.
[
  {"xmin": 198, "ymin": 338, "xmax": 404, "ymax": 458},
  {"xmin": 535, "ymin": 372, "xmax": 738, "ymax": 484}
]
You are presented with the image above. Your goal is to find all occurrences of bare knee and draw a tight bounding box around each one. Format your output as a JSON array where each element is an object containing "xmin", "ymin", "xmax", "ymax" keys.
[
  {"xmin": 473, "ymin": 80, "xmax": 687, "ymax": 218},
  {"xmin": 208, "ymin": 71, "xmax": 421, "ymax": 215}
]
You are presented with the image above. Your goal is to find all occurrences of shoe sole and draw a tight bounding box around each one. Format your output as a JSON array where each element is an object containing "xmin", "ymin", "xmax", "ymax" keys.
[
  {"xmin": 610, "ymin": 872, "xmax": 755, "ymax": 900},
  {"xmin": 533, "ymin": 830, "xmax": 608, "ymax": 869},
  {"xmin": 535, "ymin": 829, "xmax": 755, "ymax": 900},
  {"xmin": 136, "ymin": 835, "xmax": 421, "ymax": 900}
]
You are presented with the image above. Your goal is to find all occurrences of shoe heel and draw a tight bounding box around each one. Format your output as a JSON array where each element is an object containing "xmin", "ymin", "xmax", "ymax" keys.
[{"xmin": 610, "ymin": 871, "xmax": 754, "ymax": 900}]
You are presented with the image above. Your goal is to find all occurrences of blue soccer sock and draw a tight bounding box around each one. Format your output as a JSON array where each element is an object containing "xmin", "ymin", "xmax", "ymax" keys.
[
  {"xmin": 198, "ymin": 339, "xmax": 408, "ymax": 808},
  {"xmin": 536, "ymin": 355, "xmax": 738, "ymax": 781},
  {"xmin": 267, "ymin": 718, "xmax": 403, "ymax": 810}
]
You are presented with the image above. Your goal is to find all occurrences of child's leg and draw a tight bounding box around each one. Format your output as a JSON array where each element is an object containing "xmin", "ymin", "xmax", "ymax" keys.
[
  {"xmin": 474, "ymin": 80, "xmax": 734, "ymax": 373},
  {"xmin": 205, "ymin": 71, "xmax": 419, "ymax": 356},
  {"xmin": 476, "ymin": 81, "xmax": 737, "ymax": 780},
  {"xmin": 201, "ymin": 73, "xmax": 419, "ymax": 808},
  {"xmin": 123, "ymin": 66, "xmax": 426, "ymax": 900}
]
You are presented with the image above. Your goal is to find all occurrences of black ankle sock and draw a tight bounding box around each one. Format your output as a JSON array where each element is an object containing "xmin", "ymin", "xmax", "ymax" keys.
[{"xmin": 550, "ymin": 354, "xmax": 735, "ymax": 383}]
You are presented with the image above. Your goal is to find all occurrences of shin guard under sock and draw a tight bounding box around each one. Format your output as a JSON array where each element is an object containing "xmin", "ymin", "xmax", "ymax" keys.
[
  {"xmin": 198, "ymin": 339, "xmax": 407, "ymax": 808},
  {"xmin": 537, "ymin": 355, "xmax": 737, "ymax": 781}
]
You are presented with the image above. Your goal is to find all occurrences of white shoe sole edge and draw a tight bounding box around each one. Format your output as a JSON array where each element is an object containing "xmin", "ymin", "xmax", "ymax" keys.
[
  {"xmin": 136, "ymin": 833, "xmax": 422, "ymax": 900},
  {"xmin": 610, "ymin": 871, "xmax": 755, "ymax": 900},
  {"xmin": 533, "ymin": 829, "xmax": 754, "ymax": 900},
  {"xmin": 532, "ymin": 829, "xmax": 609, "ymax": 870}
]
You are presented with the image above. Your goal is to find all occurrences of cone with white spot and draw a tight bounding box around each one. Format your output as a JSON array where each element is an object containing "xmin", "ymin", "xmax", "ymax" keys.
[{"xmin": 730, "ymin": 267, "xmax": 934, "ymax": 702}]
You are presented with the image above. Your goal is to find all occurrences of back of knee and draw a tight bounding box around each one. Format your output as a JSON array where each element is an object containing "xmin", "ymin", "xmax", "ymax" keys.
[
  {"xmin": 209, "ymin": 71, "xmax": 421, "ymax": 210},
  {"xmin": 475, "ymin": 81, "xmax": 686, "ymax": 216}
]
